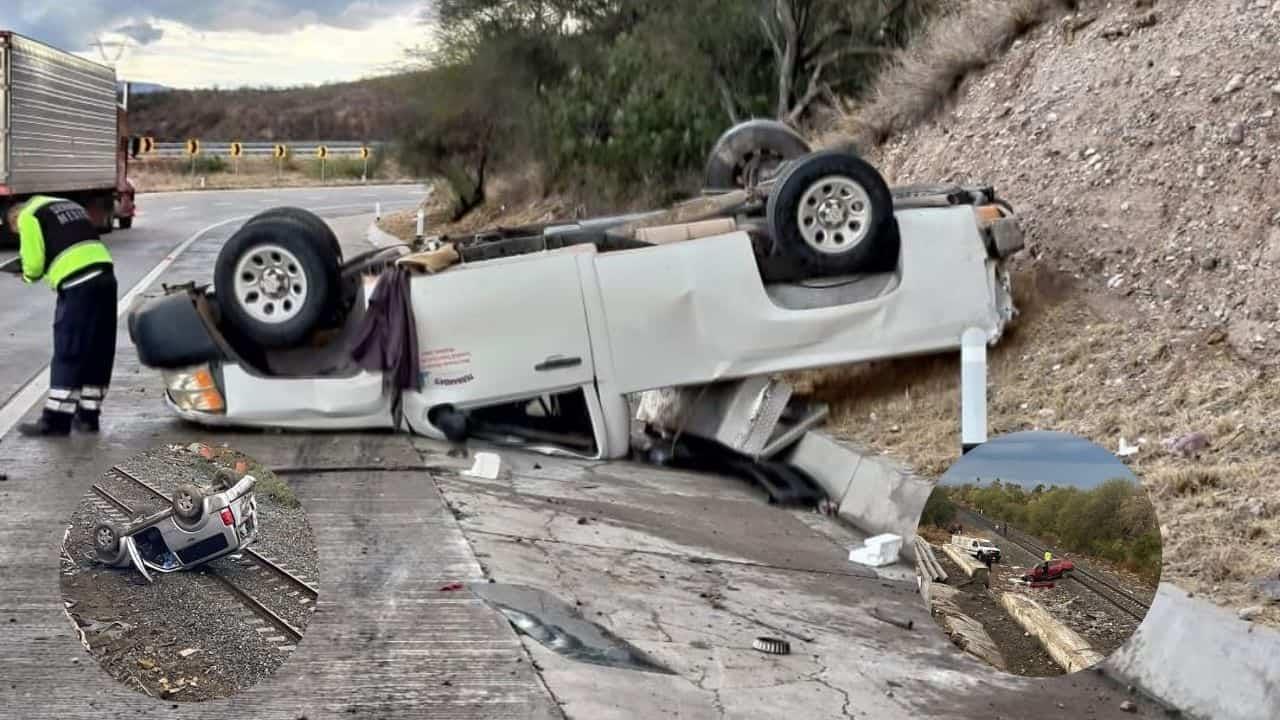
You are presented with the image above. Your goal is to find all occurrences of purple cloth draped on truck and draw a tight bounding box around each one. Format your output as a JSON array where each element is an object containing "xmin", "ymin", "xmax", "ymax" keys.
[{"xmin": 350, "ymin": 268, "xmax": 421, "ymax": 425}]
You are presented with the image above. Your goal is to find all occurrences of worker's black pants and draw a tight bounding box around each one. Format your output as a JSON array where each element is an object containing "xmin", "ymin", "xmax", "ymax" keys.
[{"xmin": 44, "ymin": 269, "xmax": 117, "ymax": 431}]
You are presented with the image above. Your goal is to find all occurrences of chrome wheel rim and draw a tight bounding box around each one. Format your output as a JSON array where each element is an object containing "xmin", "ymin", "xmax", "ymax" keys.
[
  {"xmin": 96, "ymin": 527, "xmax": 115, "ymax": 548},
  {"xmin": 233, "ymin": 244, "xmax": 308, "ymax": 324},
  {"xmin": 796, "ymin": 176, "xmax": 873, "ymax": 254}
]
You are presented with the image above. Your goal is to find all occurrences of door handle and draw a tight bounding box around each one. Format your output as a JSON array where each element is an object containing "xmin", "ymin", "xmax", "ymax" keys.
[{"xmin": 535, "ymin": 355, "xmax": 582, "ymax": 372}]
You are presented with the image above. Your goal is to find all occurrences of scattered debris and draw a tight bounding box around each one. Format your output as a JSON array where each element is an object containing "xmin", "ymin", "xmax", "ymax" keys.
[
  {"xmin": 137, "ymin": 658, "xmax": 156, "ymax": 670},
  {"xmin": 439, "ymin": 582, "xmax": 465, "ymax": 592},
  {"xmin": 752, "ymin": 637, "xmax": 791, "ymax": 655},
  {"xmin": 849, "ymin": 533, "xmax": 903, "ymax": 568},
  {"xmin": 1116, "ymin": 437, "xmax": 1140, "ymax": 457},
  {"xmin": 1251, "ymin": 576, "xmax": 1280, "ymax": 603},
  {"xmin": 1163, "ymin": 432, "xmax": 1211, "ymax": 458},
  {"xmin": 461, "ymin": 452, "xmax": 501, "ymax": 480},
  {"xmin": 868, "ymin": 607, "xmax": 914, "ymax": 631},
  {"xmin": 469, "ymin": 582, "xmax": 674, "ymax": 674},
  {"xmin": 1224, "ymin": 74, "xmax": 1246, "ymax": 94},
  {"xmin": 177, "ymin": 648, "xmax": 200, "ymax": 658},
  {"xmin": 1120, "ymin": 699, "xmax": 1138, "ymax": 713},
  {"xmin": 1237, "ymin": 606, "xmax": 1263, "ymax": 621}
]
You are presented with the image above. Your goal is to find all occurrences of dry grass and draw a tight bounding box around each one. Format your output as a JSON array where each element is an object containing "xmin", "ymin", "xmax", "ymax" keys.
[
  {"xmin": 377, "ymin": 175, "xmax": 575, "ymax": 243},
  {"xmin": 824, "ymin": 0, "xmax": 1076, "ymax": 151}
]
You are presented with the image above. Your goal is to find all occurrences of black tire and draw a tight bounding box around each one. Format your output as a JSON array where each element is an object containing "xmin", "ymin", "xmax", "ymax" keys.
[
  {"xmin": 117, "ymin": 216, "xmax": 133, "ymax": 229},
  {"xmin": 248, "ymin": 207, "xmax": 354, "ymax": 324},
  {"xmin": 214, "ymin": 217, "xmax": 338, "ymax": 348},
  {"xmin": 247, "ymin": 207, "xmax": 342, "ymax": 262},
  {"xmin": 93, "ymin": 522, "xmax": 121, "ymax": 559},
  {"xmin": 172, "ymin": 483, "xmax": 205, "ymax": 522},
  {"xmin": 210, "ymin": 468, "xmax": 237, "ymax": 492},
  {"xmin": 766, "ymin": 151, "xmax": 894, "ymax": 275},
  {"xmin": 705, "ymin": 119, "xmax": 812, "ymax": 191}
]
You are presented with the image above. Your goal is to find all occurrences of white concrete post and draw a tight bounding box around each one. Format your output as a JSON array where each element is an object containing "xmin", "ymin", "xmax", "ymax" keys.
[
  {"xmin": 375, "ymin": 202, "xmax": 381, "ymax": 221},
  {"xmin": 961, "ymin": 327, "xmax": 988, "ymax": 453},
  {"xmin": 415, "ymin": 209, "xmax": 425, "ymax": 239}
]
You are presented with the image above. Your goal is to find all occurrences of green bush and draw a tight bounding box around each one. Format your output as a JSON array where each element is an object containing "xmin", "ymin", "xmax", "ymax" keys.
[
  {"xmin": 192, "ymin": 155, "xmax": 227, "ymax": 174},
  {"xmin": 300, "ymin": 151, "xmax": 385, "ymax": 180},
  {"xmin": 949, "ymin": 478, "xmax": 1162, "ymax": 583},
  {"xmin": 920, "ymin": 486, "xmax": 957, "ymax": 528}
]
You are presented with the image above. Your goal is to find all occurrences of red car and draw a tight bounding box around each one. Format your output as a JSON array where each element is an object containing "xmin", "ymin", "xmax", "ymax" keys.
[{"xmin": 1023, "ymin": 559, "xmax": 1075, "ymax": 583}]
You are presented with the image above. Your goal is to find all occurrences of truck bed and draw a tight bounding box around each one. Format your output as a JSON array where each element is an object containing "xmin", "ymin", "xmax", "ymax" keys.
[{"xmin": 0, "ymin": 31, "xmax": 118, "ymax": 194}]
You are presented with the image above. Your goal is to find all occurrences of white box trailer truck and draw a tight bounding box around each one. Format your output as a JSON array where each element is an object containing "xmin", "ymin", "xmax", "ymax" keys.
[{"xmin": 0, "ymin": 31, "xmax": 136, "ymax": 247}]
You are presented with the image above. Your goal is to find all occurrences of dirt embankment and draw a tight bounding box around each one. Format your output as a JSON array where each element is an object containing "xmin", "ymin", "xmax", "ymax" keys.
[{"xmin": 814, "ymin": 0, "xmax": 1280, "ymax": 623}]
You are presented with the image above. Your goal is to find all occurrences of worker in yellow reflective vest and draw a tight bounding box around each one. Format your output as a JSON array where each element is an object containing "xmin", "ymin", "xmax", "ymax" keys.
[{"xmin": 3, "ymin": 197, "xmax": 116, "ymax": 436}]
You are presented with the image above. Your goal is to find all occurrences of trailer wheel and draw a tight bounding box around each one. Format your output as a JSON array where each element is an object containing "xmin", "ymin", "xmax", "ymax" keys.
[
  {"xmin": 94, "ymin": 522, "xmax": 121, "ymax": 558},
  {"xmin": 766, "ymin": 151, "xmax": 894, "ymax": 275},
  {"xmin": 705, "ymin": 119, "xmax": 811, "ymax": 191},
  {"xmin": 214, "ymin": 217, "xmax": 339, "ymax": 348},
  {"xmin": 172, "ymin": 483, "xmax": 206, "ymax": 523}
]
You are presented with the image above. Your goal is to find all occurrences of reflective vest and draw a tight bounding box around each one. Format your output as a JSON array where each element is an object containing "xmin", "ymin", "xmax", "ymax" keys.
[{"xmin": 18, "ymin": 196, "xmax": 113, "ymax": 289}]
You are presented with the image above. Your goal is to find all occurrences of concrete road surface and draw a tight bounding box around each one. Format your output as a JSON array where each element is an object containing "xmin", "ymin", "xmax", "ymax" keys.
[{"xmin": 0, "ymin": 198, "xmax": 1247, "ymax": 719}]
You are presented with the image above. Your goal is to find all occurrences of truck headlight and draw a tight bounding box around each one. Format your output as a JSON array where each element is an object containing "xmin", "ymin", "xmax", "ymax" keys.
[{"xmin": 163, "ymin": 364, "xmax": 226, "ymax": 412}]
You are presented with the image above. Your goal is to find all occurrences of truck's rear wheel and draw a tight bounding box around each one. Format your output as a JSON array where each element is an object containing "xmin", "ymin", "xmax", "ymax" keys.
[
  {"xmin": 766, "ymin": 151, "xmax": 895, "ymax": 275},
  {"xmin": 117, "ymin": 216, "xmax": 133, "ymax": 230},
  {"xmin": 705, "ymin": 119, "xmax": 812, "ymax": 191},
  {"xmin": 214, "ymin": 217, "xmax": 339, "ymax": 348}
]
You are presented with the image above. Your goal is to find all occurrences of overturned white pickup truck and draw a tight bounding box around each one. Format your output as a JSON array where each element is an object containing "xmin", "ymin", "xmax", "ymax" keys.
[{"xmin": 128, "ymin": 121, "xmax": 1023, "ymax": 469}]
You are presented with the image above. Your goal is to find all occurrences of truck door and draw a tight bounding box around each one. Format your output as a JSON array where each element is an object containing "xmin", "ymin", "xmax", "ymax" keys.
[{"xmin": 407, "ymin": 250, "xmax": 595, "ymax": 404}]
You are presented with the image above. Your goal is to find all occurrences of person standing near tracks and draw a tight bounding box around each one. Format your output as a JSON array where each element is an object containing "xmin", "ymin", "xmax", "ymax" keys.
[{"xmin": 2, "ymin": 197, "xmax": 116, "ymax": 437}]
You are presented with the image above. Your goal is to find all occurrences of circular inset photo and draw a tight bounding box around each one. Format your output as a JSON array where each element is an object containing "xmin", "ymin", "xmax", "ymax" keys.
[
  {"xmin": 59, "ymin": 443, "xmax": 319, "ymax": 701},
  {"xmin": 914, "ymin": 431, "xmax": 1160, "ymax": 677}
]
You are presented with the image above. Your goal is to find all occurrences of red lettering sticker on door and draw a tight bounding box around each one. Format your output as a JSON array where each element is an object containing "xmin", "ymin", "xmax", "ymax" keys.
[{"xmin": 421, "ymin": 348, "xmax": 473, "ymax": 371}]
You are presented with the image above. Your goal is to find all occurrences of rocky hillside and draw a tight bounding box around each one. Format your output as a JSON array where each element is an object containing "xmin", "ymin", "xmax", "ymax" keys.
[{"xmin": 810, "ymin": 0, "xmax": 1279, "ymax": 622}]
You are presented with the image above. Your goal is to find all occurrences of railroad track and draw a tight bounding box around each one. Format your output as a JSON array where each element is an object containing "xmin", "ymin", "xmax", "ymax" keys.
[
  {"xmin": 90, "ymin": 466, "xmax": 318, "ymax": 644},
  {"xmin": 995, "ymin": 523, "xmax": 1151, "ymax": 622}
]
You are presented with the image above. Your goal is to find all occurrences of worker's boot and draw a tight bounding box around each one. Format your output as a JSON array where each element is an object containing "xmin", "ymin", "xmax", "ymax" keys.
[
  {"xmin": 18, "ymin": 411, "xmax": 72, "ymax": 437},
  {"xmin": 73, "ymin": 410, "xmax": 100, "ymax": 433}
]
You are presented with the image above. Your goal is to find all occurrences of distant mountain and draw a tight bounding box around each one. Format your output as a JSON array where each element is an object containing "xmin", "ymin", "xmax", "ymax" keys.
[
  {"xmin": 121, "ymin": 81, "xmax": 172, "ymax": 95},
  {"xmin": 124, "ymin": 73, "xmax": 424, "ymax": 142}
]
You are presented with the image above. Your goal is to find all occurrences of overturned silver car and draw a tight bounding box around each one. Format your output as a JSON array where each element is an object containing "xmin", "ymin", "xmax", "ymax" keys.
[{"xmin": 94, "ymin": 469, "xmax": 259, "ymax": 582}]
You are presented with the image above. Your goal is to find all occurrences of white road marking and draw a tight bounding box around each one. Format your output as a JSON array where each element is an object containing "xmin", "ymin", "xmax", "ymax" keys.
[
  {"xmin": 168, "ymin": 205, "xmax": 189, "ymax": 213},
  {"xmin": 0, "ymin": 200, "xmax": 418, "ymax": 438}
]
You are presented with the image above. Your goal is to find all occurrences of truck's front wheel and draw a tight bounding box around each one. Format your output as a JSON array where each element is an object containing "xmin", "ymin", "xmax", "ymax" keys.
[{"xmin": 214, "ymin": 217, "xmax": 339, "ymax": 348}]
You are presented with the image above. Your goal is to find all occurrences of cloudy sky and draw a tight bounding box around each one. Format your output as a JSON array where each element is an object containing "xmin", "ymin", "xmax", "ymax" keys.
[
  {"xmin": 940, "ymin": 431, "xmax": 1136, "ymax": 491},
  {"xmin": 4, "ymin": 1, "xmax": 429, "ymax": 88}
]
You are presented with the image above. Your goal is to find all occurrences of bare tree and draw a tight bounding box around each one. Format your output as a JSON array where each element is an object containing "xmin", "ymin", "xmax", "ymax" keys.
[{"xmin": 759, "ymin": 0, "xmax": 910, "ymax": 125}]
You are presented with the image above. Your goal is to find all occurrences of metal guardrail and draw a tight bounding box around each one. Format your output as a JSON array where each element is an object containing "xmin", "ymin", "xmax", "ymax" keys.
[{"xmin": 145, "ymin": 141, "xmax": 385, "ymax": 159}]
